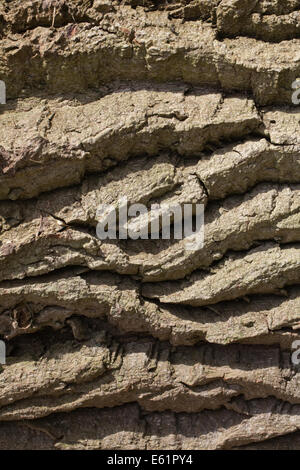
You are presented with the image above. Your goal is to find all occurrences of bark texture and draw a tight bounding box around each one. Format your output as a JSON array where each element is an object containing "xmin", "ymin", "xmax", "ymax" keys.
[{"xmin": 0, "ymin": 0, "xmax": 300, "ymax": 450}]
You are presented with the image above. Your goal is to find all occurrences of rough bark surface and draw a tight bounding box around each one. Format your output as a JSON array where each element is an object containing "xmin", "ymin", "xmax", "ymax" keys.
[{"xmin": 0, "ymin": 0, "xmax": 299, "ymax": 450}]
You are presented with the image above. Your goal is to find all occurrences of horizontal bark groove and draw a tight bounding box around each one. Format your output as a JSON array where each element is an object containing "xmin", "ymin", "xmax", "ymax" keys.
[
  {"xmin": 0, "ymin": 182, "xmax": 299, "ymax": 282},
  {"xmin": 1, "ymin": 397, "xmax": 300, "ymax": 449},
  {"xmin": 2, "ymin": 1, "xmax": 300, "ymax": 41},
  {"xmin": 0, "ymin": 88, "xmax": 262, "ymax": 200},
  {"xmin": 142, "ymin": 242, "xmax": 300, "ymax": 305},
  {"xmin": 0, "ymin": 328, "xmax": 299, "ymax": 423},
  {"xmin": 0, "ymin": 270, "xmax": 300, "ymax": 347},
  {"xmin": 1, "ymin": 9, "xmax": 300, "ymax": 104}
]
